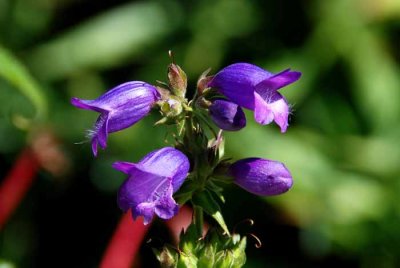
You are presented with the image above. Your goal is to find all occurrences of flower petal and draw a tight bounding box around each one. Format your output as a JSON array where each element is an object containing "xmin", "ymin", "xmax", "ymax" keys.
[
  {"xmin": 254, "ymin": 92, "xmax": 274, "ymax": 125},
  {"xmin": 87, "ymin": 112, "xmax": 110, "ymax": 156},
  {"xmin": 71, "ymin": 97, "xmax": 107, "ymax": 113},
  {"xmin": 268, "ymin": 95, "xmax": 290, "ymax": 133},
  {"xmin": 112, "ymin": 161, "xmax": 137, "ymax": 174},
  {"xmin": 134, "ymin": 202, "xmax": 155, "ymax": 224},
  {"xmin": 88, "ymin": 81, "xmax": 160, "ymax": 109},
  {"xmin": 253, "ymin": 91, "xmax": 289, "ymax": 132},
  {"xmin": 137, "ymin": 147, "xmax": 190, "ymax": 192},
  {"xmin": 117, "ymin": 165, "xmax": 170, "ymax": 212},
  {"xmin": 154, "ymin": 183, "xmax": 179, "ymax": 220}
]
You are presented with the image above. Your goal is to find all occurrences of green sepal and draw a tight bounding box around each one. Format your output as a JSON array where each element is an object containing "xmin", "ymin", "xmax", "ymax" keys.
[
  {"xmin": 231, "ymin": 236, "xmax": 247, "ymax": 268},
  {"xmin": 197, "ymin": 243, "xmax": 216, "ymax": 268},
  {"xmin": 177, "ymin": 253, "xmax": 197, "ymax": 268},
  {"xmin": 174, "ymin": 177, "xmax": 196, "ymax": 205},
  {"xmin": 179, "ymin": 223, "xmax": 201, "ymax": 254}
]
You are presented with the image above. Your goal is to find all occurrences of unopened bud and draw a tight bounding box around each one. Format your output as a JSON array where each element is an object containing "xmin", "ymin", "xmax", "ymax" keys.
[
  {"xmin": 197, "ymin": 68, "xmax": 213, "ymax": 94},
  {"xmin": 155, "ymin": 246, "xmax": 178, "ymax": 268},
  {"xmin": 168, "ymin": 63, "xmax": 187, "ymax": 98}
]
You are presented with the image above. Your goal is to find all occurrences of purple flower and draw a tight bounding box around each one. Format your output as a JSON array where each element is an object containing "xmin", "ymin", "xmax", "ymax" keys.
[
  {"xmin": 229, "ymin": 158, "xmax": 293, "ymax": 196},
  {"xmin": 209, "ymin": 63, "xmax": 301, "ymax": 132},
  {"xmin": 209, "ymin": 99, "xmax": 246, "ymax": 131},
  {"xmin": 71, "ymin": 82, "xmax": 160, "ymax": 156},
  {"xmin": 113, "ymin": 147, "xmax": 190, "ymax": 224}
]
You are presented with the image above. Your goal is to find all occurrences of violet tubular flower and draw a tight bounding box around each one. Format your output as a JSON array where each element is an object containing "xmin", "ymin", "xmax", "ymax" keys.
[
  {"xmin": 229, "ymin": 158, "xmax": 293, "ymax": 196},
  {"xmin": 113, "ymin": 147, "xmax": 190, "ymax": 224},
  {"xmin": 209, "ymin": 99, "xmax": 246, "ymax": 131},
  {"xmin": 71, "ymin": 82, "xmax": 160, "ymax": 156},
  {"xmin": 208, "ymin": 63, "xmax": 301, "ymax": 132}
]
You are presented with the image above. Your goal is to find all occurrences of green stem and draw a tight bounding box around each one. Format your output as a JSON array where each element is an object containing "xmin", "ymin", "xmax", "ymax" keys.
[{"xmin": 193, "ymin": 205, "xmax": 204, "ymax": 238}]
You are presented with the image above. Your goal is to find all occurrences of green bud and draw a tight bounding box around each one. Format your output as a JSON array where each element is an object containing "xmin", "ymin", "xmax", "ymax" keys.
[
  {"xmin": 156, "ymin": 97, "xmax": 185, "ymax": 125},
  {"xmin": 197, "ymin": 244, "xmax": 216, "ymax": 268},
  {"xmin": 168, "ymin": 63, "xmax": 187, "ymax": 98},
  {"xmin": 214, "ymin": 250, "xmax": 234, "ymax": 268},
  {"xmin": 196, "ymin": 97, "xmax": 212, "ymax": 109}
]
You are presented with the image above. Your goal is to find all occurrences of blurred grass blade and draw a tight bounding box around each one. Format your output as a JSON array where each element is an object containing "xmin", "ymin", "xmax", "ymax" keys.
[
  {"xmin": 0, "ymin": 46, "xmax": 47, "ymax": 121},
  {"xmin": 27, "ymin": 2, "xmax": 181, "ymax": 81}
]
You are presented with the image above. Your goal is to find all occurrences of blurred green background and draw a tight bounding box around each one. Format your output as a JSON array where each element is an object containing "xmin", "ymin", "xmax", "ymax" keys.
[{"xmin": 1, "ymin": 0, "xmax": 400, "ymax": 267}]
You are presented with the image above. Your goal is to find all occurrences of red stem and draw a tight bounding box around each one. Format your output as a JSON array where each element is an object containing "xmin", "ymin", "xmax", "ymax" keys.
[
  {"xmin": 99, "ymin": 211, "xmax": 150, "ymax": 268},
  {"xmin": 0, "ymin": 148, "xmax": 40, "ymax": 230}
]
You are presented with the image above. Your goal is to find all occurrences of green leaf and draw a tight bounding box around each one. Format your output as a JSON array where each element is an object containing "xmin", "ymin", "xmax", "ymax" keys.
[
  {"xmin": 0, "ymin": 46, "xmax": 47, "ymax": 122},
  {"xmin": 192, "ymin": 190, "xmax": 230, "ymax": 235},
  {"xmin": 206, "ymin": 180, "xmax": 225, "ymax": 203}
]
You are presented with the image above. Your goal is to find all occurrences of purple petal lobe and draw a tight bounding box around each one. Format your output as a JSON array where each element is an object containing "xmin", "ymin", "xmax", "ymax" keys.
[
  {"xmin": 254, "ymin": 91, "xmax": 289, "ymax": 132},
  {"xmin": 209, "ymin": 100, "xmax": 246, "ymax": 131},
  {"xmin": 71, "ymin": 81, "xmax": 160, "ymax": 155},
  {"xmin": 112, "ymin": 161, "xmax": 137, "ymax": 174},
  {"xmin": 229, "ymin": 158, "xmax": 293, "ymax": 196},
  {"xmin": 134, "ymin": 202, "xmax": 155, "ymax": 225},
  {"xmin": 71, "ymin": 97, "xmax": 107, "ymax": 113},
  {"xmin": 255, "ymin": 69, "xmax": 301, "ymax": 91},
  {"xmin": 254, "ymin": 92, "xmax": 274, "ymax": 125},
  {"xmin": 114, "ymin": 147, "xmax": 189, "ymax": 224},
  {"xmin": 268, "ymin": 96, "xmax": 289, "ymax": 133}
]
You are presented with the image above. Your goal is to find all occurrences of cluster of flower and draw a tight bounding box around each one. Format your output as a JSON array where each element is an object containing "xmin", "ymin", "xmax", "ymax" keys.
[{"xmin": 71, "ymin": 61, "xmax": 301, "ymax": 225}]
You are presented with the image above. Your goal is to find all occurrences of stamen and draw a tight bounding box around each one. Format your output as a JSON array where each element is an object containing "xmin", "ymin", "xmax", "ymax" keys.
[
  {"xmin": 233, "ymin": 218, "xmax": 254, "ymax": 234},
  {"xmin": 247, "ymin": 233, "xmax": 262, "ymax": 248},
  {"xmin": 168, "ymin": 50, "xmax": 175, "ymax": 64}
]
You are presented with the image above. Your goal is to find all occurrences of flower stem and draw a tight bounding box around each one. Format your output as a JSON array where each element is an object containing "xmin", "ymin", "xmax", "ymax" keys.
[{"xmin": 193, "ymin": 205, "xmax": 204, "ymax": 238}]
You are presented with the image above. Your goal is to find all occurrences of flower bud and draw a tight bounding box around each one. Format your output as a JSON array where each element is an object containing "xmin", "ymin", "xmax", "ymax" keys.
[
  {"xmin": 229, "ymin": 158, "xmax": 293, "ymax": 196},
  {"xmin": 168, "ymin": 63, "xmax": 187, "ymax": 98},
  {"xmin": 209, "ymin": 100, "xmax": 246, "ymax": 131},
  {"xmin": 197, "ymin": 68, "xmax": 213, "ymax": 94}
]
